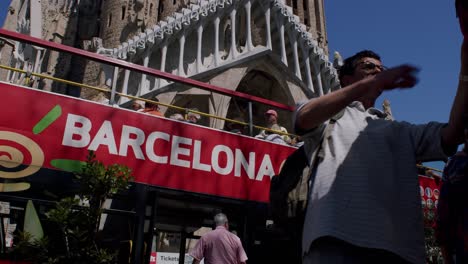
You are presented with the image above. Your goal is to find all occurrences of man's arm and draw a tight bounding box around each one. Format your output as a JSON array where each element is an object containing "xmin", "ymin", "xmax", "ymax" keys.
[
  {"xmin": 296, "ymin": 66, "xmax": 418, "ymax": 132},
  {"xmin": 441, "ymin": 39, "xmax": 468, "ymax": 150},
  {"xmin": 189, "ymin": 237, "xmax": 204, "ymax": 264},
  {"xmin": 236, "ymin": 238, "xmax": 248, "ymax": 264}
]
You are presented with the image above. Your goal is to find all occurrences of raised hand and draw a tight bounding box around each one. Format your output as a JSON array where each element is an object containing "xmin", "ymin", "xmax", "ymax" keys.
[{"xmin": 373, "ymin": 65, "xmax": 419, "ymax": 91}]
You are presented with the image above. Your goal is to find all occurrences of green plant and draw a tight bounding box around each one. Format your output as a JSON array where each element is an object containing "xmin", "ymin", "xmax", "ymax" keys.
[
  {"xmin": 423, "ymin": 209, "xmax": 443, "ymax": 263},
  {"xmin": 14, "ymin": 151, "xmax": 133, "ymax": 264}
]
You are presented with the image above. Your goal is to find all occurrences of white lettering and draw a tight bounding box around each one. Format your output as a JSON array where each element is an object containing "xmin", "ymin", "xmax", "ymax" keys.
[
  {"xmin": 256, "ymin": 154, "xmax": 274, "ymax": 181},
  {"xmin": 170, "ymin": 136, "xmax": 192, "ymax": 168},
  {"xmin": 89, "ymin": 120, "xmax": 118, "ymax": 154},
  {"xmin": 119, "ymin": 125, "xmax": 145, "ymax": 159},
  {"xmin": 234, "ymin": 149, "xmax": 255, "ymax": 179},
  {"xmin": 193, "ymin": 140, "xmax": 211, "ymax": 172},
  {"xmin": 212, "ymin": 145, "xmax": 234, "ymax": 175},
  {"xmin": 61, "ymin": 114, "xmax": 283, "ymax": 182},
  {"xmin": 62, "ymin": 114, "xmax": 91, "ymax": 148},
  {"xmin": 146, "ymin": 132, "xmax": 170, "ymax": 164}
]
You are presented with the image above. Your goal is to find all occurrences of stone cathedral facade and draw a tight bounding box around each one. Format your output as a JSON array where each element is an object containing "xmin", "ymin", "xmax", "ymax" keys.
[{"xmin": 0, "ymin": 0, "xmax": 338, "ymax": 131}]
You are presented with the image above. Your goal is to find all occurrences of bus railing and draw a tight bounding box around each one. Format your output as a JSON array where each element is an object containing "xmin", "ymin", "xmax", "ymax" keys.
[
  {"xmin": 0, "ymin": 29, "xmax": 296, "ymax": 138},
  {"xmin": 0, "ymin": 63, "xmax": 296, "ymax": 139}
]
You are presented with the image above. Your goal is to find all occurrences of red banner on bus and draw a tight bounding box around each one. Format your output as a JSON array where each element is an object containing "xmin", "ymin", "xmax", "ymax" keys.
[
  {"xmin": 419, "ymin": 175, "xmax": 441, "ymax": 211},
  {"xmin": 0, "ymin": 83, "xmax": 296, "ymax": 202}
]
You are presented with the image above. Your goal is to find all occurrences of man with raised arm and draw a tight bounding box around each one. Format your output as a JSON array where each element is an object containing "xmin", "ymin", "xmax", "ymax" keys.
[{"xmin": 296, "ymin": 12, "xmax": 468, "ymax": 264}]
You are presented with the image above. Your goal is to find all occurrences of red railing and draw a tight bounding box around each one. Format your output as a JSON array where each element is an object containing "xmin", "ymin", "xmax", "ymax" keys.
[{"xmin": 0, "ymin": 29, "xmax": 295, "ymax": 112}]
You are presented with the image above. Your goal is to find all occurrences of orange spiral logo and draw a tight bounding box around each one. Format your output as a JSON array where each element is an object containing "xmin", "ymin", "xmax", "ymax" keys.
[{"xmin": 0, "ymin": 131, "xmax": 44, "ymax": 179}]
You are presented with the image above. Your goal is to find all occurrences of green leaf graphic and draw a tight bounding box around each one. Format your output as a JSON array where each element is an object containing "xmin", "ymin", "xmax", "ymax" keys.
[
  {"xmin": 33, "ymin": 105, "xmax": 62, "ymax": 134},
  {"xmin": 51, "ymin": 159, "xmax": 86, "ymax": 173}
]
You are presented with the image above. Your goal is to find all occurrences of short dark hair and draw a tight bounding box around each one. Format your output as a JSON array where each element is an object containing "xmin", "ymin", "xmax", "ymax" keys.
[
  {"xmin": 145, "ymin": 97, "xmax": 159, "ymax": 108},
  {"xmin": 338, "ymin": 50, "xmax": 381, "ymax": 86},
  {"xmin": 214, "ymin": 213, "xmax": 228, "ymax": 226}
]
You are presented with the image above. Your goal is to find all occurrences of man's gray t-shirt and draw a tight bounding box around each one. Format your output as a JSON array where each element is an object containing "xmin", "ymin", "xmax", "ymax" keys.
[{"xmin": 298, "ymin": 102, "xmax": 449, "ymax": 264}]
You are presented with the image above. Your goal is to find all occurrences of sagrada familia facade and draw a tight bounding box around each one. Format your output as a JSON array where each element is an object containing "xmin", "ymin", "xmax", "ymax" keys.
[{"xmin": 0, "ymin": 0, "xmax": 338, "ymax": 131}]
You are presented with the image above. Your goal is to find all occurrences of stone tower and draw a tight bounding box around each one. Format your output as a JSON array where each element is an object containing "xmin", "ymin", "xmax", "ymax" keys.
[
  {"xmin": 97, "ymin": 0, "xmax": 199, "ymax": 48},
  {"xmin": 157, "ymin": 0, "xmax": 189, "ymax": 21},
  {"xmin": 79, "ymin": 0, "xmax": 162, "ymax": 99},
  {"xmin": 96, "ymin": 0, "xmax": 328, "ymax": 52},
  {"xmin": 99, "ymin": 0, "xmax": 160, "ymax": 48},
  {"xmin": 285, "ymin": 0, "xmax": 328, "ymax": 53},
  {"xmin": 1, "ymin": 0, "xmax": 332, "ymax": 103}
]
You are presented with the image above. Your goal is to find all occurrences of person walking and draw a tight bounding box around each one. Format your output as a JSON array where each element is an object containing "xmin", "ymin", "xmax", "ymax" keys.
[
  {"xmin": 295, "ymin": 11, "xmax": 468, "ymax": 263},
  {"xmin": 190, "ymin": 213, "xmax": 248, "ymax": 264}
]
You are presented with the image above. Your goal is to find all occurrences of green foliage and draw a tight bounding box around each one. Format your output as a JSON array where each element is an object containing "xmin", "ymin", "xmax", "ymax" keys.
[
  {"xmin": 78, "ymin": 151, "xmax": 133, "ymax": 202},
  {"xmin": 14, "ymin": 151, "xmax": 133, "ymax": 264},
  {"xmin": 423, "ymin": 209, "xmax": 443, "ymax": 263},
  {"xmin": 13, "ymin": 232, "xmax": 50, "ymax": 261}
]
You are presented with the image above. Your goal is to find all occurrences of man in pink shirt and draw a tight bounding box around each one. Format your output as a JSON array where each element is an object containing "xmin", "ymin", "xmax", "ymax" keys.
[{"xmin": 190, "ymin": 213, "xmax": 248, "ymax": 264}]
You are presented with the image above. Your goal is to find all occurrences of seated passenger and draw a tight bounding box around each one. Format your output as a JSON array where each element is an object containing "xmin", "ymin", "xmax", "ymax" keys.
[
  {"xmin": 142, "ymin": 97, "xmax": 163, "ymax": 117},
  {"xmin": 261, "ymin": 124, "xmax": 289, "ymax": 145},
  {"xmin": 131, "ymin": 100, "xmax": 145, "ymax": 112},
  {"xmin": 187, "ymin": 110, "xmax": 201, "ymax": 124},
  {"xmin": 256, "ymin": 109, "xmax": 290, "ymax": 143},
  {"xmin": 226, "ymin": 117, "xmax": 247, "ymax": 135}
]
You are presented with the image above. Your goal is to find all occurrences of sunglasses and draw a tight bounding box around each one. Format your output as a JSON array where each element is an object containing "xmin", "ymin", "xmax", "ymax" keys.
[{"xmin": 358, "ymin": 61, "xmax": 387, "ymax": 72}]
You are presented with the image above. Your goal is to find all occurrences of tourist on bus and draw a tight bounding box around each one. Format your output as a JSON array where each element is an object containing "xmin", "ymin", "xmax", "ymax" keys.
[
  {"xmin": 295, "ymin": 15, "xmax": 468, "ymax": 263},
  {"xmin": 142, "ymin": 97, "xmax": 163, "ymax": 117},
  {"xmin": 226, "ymin": 116, "xmax": 247, "ymax": 135},
  {"xmin": 187, "ymin": 110, "xmax": 201, "ymax": 124},
  {"xmin": 189, "ymin": 213, "xmax": 248, "ymax": 264},
  {"xmin": 130, "ymin": 100, "xmax": 145, "ymax": 112},
  {"xmin": 256, "ymin": 109, "xmax": 291, "ymax": 143}
]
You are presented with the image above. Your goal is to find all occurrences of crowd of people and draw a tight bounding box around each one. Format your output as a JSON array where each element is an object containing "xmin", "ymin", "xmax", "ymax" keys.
[
  {"xmin": 128, "ymin": 97, "xmax": 201, "ymax": 124},
  {"xmin": 127, "ymin": 97, "xmax": 299, "ymax": 146},
  {"xmin": 125, "ymin": 3, "xmax": 468, "ymax": 263}
]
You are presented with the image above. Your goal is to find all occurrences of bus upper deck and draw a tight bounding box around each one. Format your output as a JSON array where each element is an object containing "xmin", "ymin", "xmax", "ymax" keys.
[{"xmin": 0, "ymin": 28, "xmax": 299, "ymax": 264}]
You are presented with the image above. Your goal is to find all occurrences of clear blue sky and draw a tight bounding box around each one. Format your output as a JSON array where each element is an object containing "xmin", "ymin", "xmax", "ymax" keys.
[
  {"xmin": 325, "ymin": 1, "xmax": 462, "ymax": 171},
  {"xmin": 0, "ymin": 1, "xmax": 9, "ymax": 27},
  {"xmin": 0, "ymin": 1, "xmax": 460, "ymax": 170}
]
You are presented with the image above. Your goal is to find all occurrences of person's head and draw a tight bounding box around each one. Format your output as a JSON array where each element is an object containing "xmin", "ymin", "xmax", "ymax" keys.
[
  {"xmin": 187, "ymin": 110, "xmax": 201, "ymax": 123},
  {"xmin": 214, "ymin": 213, "xmax": 229, "ymax": 229},
  {"xmin": 339, "ymin": 50, "xmax": 385, "ymax": 108},
  {"xmin": 291, "ymin": 135, "xmax": 303, "ymax": 145},
  {"xmin": 264, "ymin": 109, "xmax": 278, "ymax": 126},
  {"xmin": 131, "ymin": 100, "xmax": 144, "ymax": 111},
  {"xmin": 145, "ymin": 97, "xmax": 160, "ymax": 110},
  {"xmin": 227, "ymin": 117, "xmax": 246, "ymax": 134},
  {"xmin": 339, "ymin": 50, "xmax": 383, "ymax": 85}
]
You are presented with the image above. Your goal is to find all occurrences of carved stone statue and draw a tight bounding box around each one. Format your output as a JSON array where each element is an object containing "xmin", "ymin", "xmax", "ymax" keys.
[{"xmin": 383, "ymin": 99, "xmax": 394, "ymax": 120}]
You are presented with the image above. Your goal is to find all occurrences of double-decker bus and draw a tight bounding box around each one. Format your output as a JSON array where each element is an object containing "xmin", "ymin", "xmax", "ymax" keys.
[
  {"xmin": 0, "ymin": 29, "xmax": 443, "ymax": 264},
  {"xmin": 0, "ymin": 29, "xmax": 300, "ymax": 264}
]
